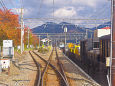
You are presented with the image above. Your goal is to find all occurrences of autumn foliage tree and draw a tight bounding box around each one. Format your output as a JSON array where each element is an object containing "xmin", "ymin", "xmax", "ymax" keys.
[
  {"xmin": 0, "ymin": 9, "xmax": 20, "ymax": 46},
  {"xmin": 24, "ymin": 26, "xmax": 39, "ymax": 48},
  {"xmin": 0, "ymin": 9, "xmax": 39, "ymax": 47}
]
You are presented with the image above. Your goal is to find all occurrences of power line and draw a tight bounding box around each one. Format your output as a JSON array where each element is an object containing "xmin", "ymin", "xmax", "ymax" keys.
[
  {"xmin": 23, "ymin": 17, "xmax": 110, "ymax": 21},
  {"xmin": 38, "ymin": 0, "xmax": 44, "ymax": 17},
  {"xmin": 0, "ymin": 0, "xmax": 7, "ymax": 10},
  {"xmin": 1, "ymin": 0, "xmax": 7, "ymax": 9},
  {"xmin": 53, "ymin": 0, "xmax": 54, "ymax": 19},
  {"xmin": 89, "ymin": 2, "xmax": 110, "ymax": 19},
  {"xmin": 8, "ymin": 0, "xmax": 19, "ymax": 14}
]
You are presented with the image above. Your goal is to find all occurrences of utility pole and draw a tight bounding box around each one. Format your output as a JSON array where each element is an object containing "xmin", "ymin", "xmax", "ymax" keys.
[
  {"xmin": 47, "ymin": 33, "xmax": 48, "ymax": 38},
  {"xmin": 20, "ymin": 7, "xmax": 24, "ymax": 54},
  {"xmin": 91, "ymin": 33, "xmax": 93, "ymax": 39},
  {"xmin": 64, "ymin": 27, "xmax": 67, "ymax": 54},
  {"xmin": 85, "ymin": 29, "xmax": 88, "ymax": 39},
  {"xmin": 28, "ymin": 28, "xmax": 29, "ymax": 48},
  {"xmin": 39, "ymin": 35, "xmax": 40, "ymax": 48},
  {"xmin": 111, "ymin": 0, "xmax": 115, "ymax": 86}
]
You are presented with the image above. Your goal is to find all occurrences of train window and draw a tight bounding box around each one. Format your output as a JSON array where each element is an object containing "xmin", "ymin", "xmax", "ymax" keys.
[{"xmin": 93, "ymin": 42, "xmax": 99, "ymax": 48}]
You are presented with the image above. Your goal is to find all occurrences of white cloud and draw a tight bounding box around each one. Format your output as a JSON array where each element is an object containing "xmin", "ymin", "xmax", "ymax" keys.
[
  {"xmin": 9, "ymin": 0, "xmax": 110, "ymax": 28},
  {"xmin": 24, "ymin": 20, "xmax": 44, "ymax": 28},
  {"xmin": 72, "ymin": 0, "xmax": 97, "ymax": 7},
  {"xmin": 44, "ymin": 0, "xmax": 105, "ymax": 8},
  {"xmin": 53, "ymin": 7, "xmax": 77, "ymax": 18},
  {"xmin": 11, "ymin": 8, "xmax": 33, "ymax": 17}
]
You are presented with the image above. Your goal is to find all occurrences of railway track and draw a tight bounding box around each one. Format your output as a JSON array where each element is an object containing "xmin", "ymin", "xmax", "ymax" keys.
[
  {"xmin": 29, "ymin": 51, "xmax": 41, "ymax": 86},
  {"xmin": 29, "ymin": 47, "xmax": 69, "ymax": 86},
  {"xmin": 55, "ymin": 47, "xmax": 69, "ymax": 86}
]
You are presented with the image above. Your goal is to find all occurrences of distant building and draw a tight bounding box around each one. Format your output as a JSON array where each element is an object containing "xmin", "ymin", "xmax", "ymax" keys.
[
  {"xmin": 41, "ymin": 38, "xmax": 51, "ymax": 46},
  {"xmin": 94, "ymin": 27, "xmax": 110, "ymax": 38}
]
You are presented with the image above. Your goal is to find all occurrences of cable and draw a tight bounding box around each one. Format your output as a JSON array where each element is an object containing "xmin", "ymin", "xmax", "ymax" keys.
[
  {"xmin": 37, "ymin": 0, "xmax": 44, "ymax": 17},
  {"xmin": 53, "ymin": 0, "xmax": 54, "ymax": 19},
  {"xmin": 1, "ymin": 0, "xmax": 7, "ymax": 9},
  {"xmin": 89, "ymin": 2, "xmax": 110, "ymax": 19},
  {"xmin": 8, "ymin": 0, "xmax": 19, "ymax": 14},
  {"xmin": 0, "ymin": 0, "xmax": 7, "ymax": 10},
  {"xmin": 0, "ymin": 1, "xmax": 5, "ymax": 10}
]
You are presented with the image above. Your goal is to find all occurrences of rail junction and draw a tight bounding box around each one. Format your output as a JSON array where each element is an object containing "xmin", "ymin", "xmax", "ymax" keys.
[{"xmin": 29, "ymin": 47, "xmax": 100, "ymax": 86}]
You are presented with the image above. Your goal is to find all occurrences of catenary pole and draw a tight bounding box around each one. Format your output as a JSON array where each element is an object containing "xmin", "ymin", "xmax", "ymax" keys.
[
  {"xmin": 111, "ymin": 0, "xmax": 115, "ymax": 86},
  {"xmin": 20, "ymin": 3, "xmax": 24, "ymax": 54}
]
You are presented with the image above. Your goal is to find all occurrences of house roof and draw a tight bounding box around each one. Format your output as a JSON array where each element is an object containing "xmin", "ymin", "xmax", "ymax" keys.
[
  {"xmin": 100, "ymin": 27, "xmax": 110, "ymax": 29},
  {"xmin": 41, "ymin": 38, "xmax": 51, "ymax": 42}
]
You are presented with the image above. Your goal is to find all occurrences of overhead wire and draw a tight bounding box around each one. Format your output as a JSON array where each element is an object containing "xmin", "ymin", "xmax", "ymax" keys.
[
  {"xmin": 85, "ymin": 2, "xmax": 111, "ymax": 28},
  {"xmin": 0, "ymin": 1, "xmax": 5, "ymax": 10},
  {"xmin": 38, "ymin": 0, "xmax": 44, "ymax": 17},
  {"xmin": 1, "ymin": 0, "xmax": 7, "ymax": 9},
  {"xmin": 0, "ymin": 0, "xmax": 7, "ymax": 10},
  {"xmin": 89, "ymin": 2, "xmax": 110, "ymax": 19},
  {"xmin": 53, "ymin": 0, "xmax": 54, "ymax": 19},
  {"xmin": 8, "ymin": 0, "xmax": 19, "ymax": 14}
]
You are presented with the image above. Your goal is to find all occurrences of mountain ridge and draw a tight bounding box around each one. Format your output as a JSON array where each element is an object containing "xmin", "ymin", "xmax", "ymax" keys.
[{"xmin": 32, "ymin": 21, "xmax": 111, "ymax": 34}]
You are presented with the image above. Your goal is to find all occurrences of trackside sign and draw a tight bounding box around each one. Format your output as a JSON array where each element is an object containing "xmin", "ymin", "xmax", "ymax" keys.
[
  {"xmin": 0, "ymin": 59, "xmax": 10, "ymax": 68},
  {"xmin": 3, "ymin": 40, "xmax": 13, "ymax": 47}
]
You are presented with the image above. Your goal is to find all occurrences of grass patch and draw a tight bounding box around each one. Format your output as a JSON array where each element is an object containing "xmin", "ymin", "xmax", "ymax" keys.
[{"xmin": 38, "ymin": 47, "xmax": 49, "ymax": 54}]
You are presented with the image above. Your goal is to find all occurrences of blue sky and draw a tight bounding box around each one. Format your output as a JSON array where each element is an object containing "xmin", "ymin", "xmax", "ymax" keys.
[{"xmin": 1, "ymin": 0, "xmax": 111, "ymax": 28}]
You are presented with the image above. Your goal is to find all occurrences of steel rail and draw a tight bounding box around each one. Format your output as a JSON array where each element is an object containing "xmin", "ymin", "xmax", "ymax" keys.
[
  {"xmin": 40, "ymin": 47, "xmax": 54, "ymax": 86},
  {"xmin": 55, "ymin": 47, "xmax": 70, "ymax": 86},
  {"xmin": 29, "ymin": 51, "xmax": 41, "ymax": 86},
  {"xmin": 32, "ymin": 50, "xmax": 70, "ymax": 86}
]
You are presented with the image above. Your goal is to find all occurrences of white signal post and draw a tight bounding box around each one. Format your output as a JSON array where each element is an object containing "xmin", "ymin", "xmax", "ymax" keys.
[
  {"xmin": 64, "ymin": 27, "xmax": 67, "ymax": 54},
  {"xmin": 39, "ymin": 35, "xmax": 40, "ymax": 48},
  {"xmin": 21, "ymin": 8, "xmax": 24, "ymax": 54},
  {"xmin": 28, "ymin": 28, "xmax": 29, "ymax": 48}
]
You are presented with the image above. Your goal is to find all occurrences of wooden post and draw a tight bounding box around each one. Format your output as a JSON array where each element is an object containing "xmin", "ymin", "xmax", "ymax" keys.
[{"xmin": 8, "ymin": 67, "xmax": 10, "ymax": 75}]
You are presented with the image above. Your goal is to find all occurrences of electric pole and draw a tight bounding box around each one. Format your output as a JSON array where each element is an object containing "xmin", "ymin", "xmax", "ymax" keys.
[
  {"xmin": 64, "ymin": 27, "xmax": 67, "ymax": 54},
  {"xmin": 85, "ymin": 29, "xmax": 88, "ymax": 39},
  {"xmin": 111, "ymin": 0, "xmax": 115, "ymax": 86},
  {"xmin": 39, "ymin": 35, "xmax": 40, "ymax": 48},
  {"xmin": 28, "ymin": 28, "xmax": 29, "ymax": 48},
  {"xmin": 20, "ymin": 7, "xmax": 24, "ymax": 54}
]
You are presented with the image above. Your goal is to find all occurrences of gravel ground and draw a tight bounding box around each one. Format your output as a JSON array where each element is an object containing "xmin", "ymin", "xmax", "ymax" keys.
[
  {"xmin": 57, "ymin": 48, "xmax": 101, "ymax": 86},
  {"xmin": 34, "ymin": 49, "xmax": 60, "ymax": 86},
  {"xmin": 35, "ymin": 47, "xmax": 101, "ymax": 86},
  {"xmin": 0, "ymin": 51, "xmax": 37, "ymax": 86}
]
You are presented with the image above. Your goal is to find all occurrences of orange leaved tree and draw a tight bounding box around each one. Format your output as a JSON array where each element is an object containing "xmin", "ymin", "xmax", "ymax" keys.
[{"xmin": 0, "ymin": 9, "xmax": 20, "ymax": 46}]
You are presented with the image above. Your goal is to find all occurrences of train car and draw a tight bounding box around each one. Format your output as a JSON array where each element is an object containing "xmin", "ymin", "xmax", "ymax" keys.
[
  {"xmin": 67, "ymin": 43, "xmax": 81, "ymax": 61},
  {"xmin": 80, "ymin": 38, "xmax": 93, "ymax": 60},
  {"xmin": 68, "ymin": 43, "xmax": 80, "ymax": 55},
  {"xmin": 80, "ymin": 38, "xmax": 100, "ymax": 68},
  {"xmin": 59, "ymin": 42, "xmax": 64, "ymax": 48},
  {"xmin": 99, "ymin": 34, "xmax": 111, "ymax": 63}
]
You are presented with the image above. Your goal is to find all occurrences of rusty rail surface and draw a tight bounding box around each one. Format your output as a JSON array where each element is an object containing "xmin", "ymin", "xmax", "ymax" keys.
[{"xmin": 32, "ymin": 48, "xmax": 69, "ymax": 86}]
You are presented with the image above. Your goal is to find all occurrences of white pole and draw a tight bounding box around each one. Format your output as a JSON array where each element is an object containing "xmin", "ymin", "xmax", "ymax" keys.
[
  {"xmin": 20, "ymin": 0, "xmax": 24, "ymax": 54},
  {"xmin": 28, "ymin": 28, "xmax": 29, "ymax": 48},
  {"xmin": 64, "ymin": 27, "xmax": 67, "ymax": 54},
  {"xmin": 110, "ymin": 0, "xmax": 113, "ymax": 86},
  {"xmin": 21, "ymin": 8, "xmax": 23, "ymax": 54},
  {"xmin": 39, "ymin": 35, "xmax": 40, "ymax": 48}
]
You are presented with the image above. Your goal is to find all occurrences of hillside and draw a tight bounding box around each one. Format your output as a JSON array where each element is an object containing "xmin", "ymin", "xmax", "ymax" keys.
[
  {"xmin": 91, "ymin": 21, "xmax": 111, "ymax": 30},
  {"xmin": 32, "ymin": 22, "xmax": 86, "ymax": 33},
  {"xmin": 32, "ymin": 21, "xmax": 111, "ymax": 39}
]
